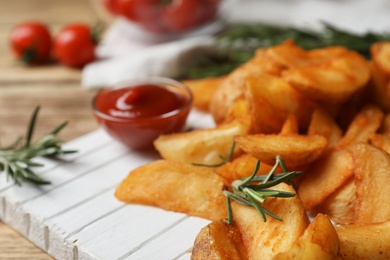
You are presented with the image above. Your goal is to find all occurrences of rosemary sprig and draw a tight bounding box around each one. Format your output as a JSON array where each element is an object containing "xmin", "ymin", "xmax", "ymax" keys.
[
  {"xmin": 181, "ymin": 22, "xmax": 390, "ymax": 79},
  {"xmin": 0, "ymin": 106, "xmax": 77, "ymax": 185},
  {"xmin": 224, "ymin": 155, "xmax": 302, "ymax": 224}
]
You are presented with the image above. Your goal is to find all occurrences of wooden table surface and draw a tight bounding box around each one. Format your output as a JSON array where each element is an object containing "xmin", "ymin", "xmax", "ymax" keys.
[{"xmin": 0, "ymin": 0, "xmax": 104, "ymax": 258}]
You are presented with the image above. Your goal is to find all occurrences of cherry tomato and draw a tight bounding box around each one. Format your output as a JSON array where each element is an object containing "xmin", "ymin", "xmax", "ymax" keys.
[
  {"xmin": 54, "ymin": 23, "xmax": 97, "ymax": 68},
  {"xmin": 9, "ymin": 21, "xmax": 52, "ymax": 64}
]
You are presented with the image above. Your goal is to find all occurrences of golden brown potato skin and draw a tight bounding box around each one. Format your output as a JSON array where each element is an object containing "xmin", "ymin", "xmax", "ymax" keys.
[
  {"xmin": 308, "ymin": 107, "xmax": 343, "ymax": 148},
  {"xmin": 154, "ymin": 119, "xmax": 250, "ymax": 166},
  {"xmin": 235, "ymin": 134, "xmax": 328, "ymax": 169},
  {"xmin": 282, "ymin": 50, "xmax": 370, "ymax": 103},
  {"xmin": 318, "ymin": 177, "xmax": 356, "ymax": 225},
  {"xmin": 182, "ymin": 77, "xmax": 225, "ymax": 112},
  {"xmin": 115, "ymin": 160, "xmax": 228, "ymax": 221},
  {"xmin": 191, "ymin": 219, "xmax": 247, "ymax": 260},
  {"xmin": 245, "ymin": 72, "xmax": 314, "ymax": 134},
  {"xmin": 298, "ymin": 148, "xmax": 354, "ymax": 211},
  {"xmin": 232, "ymin": 183, "xmax": 309, "ymax": 259},
  {"xmin": 336, "ymin": 221, "xmax": 390, "ymax": 260},
  {"xmin": 335, "ymin": 104, "xmax": 384, "ymax": 149},
  {"xmin": 352, "ymin": 143, "xmax": 390, "ymax": 224},
  {"xmin": 273, "ymin": 214, "xmax": 339, "ymax": 260}
]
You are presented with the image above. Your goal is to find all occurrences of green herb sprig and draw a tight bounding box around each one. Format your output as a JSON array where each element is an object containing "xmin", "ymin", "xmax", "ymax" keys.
[
  {"xmin": 0, "ymin": 106, "xmax": 77, "ymax": 185},
  {"xmin": 224, "ymin": 155, "xmax": 302, "ymax": 224},
  {"xmin": 181, "ymin": 22, "xmax": 390, "ymax": 79}
]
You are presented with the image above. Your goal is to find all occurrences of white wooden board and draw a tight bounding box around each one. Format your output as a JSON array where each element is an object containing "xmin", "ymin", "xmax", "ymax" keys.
[{"xmin": 0, "ymin": 110, "xmax": 215, "ymax": 260}]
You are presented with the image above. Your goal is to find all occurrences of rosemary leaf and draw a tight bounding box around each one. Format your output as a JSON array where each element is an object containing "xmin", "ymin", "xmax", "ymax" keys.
[
  {"xmin": 181, "ymin": 22, "xmax": 390, "ymax": 79},
  {"xmin": 25, "ymin": 106, "xmax": 40, "ymax": 147},
  {"xmin": 224, "ymin": 157, "xmax": 302, "ymax": 224},
  {"xmin": 0, "ymin": 106, "xmax": 77, "ymax": 185}
]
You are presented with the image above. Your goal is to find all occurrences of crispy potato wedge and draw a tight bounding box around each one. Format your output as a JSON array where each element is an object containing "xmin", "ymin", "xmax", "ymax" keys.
[
  {"xmin": 182, "ymin": 76, "xmax": 225, "ymax": 112},
  {"xmin": 336, "ymin": 104, "xmax": 384, "ymax": 149},
  {"xmin": 266, "ymin": 40, "xmax": 348, "ymax": 68},
  {"xmin": 308, "ymin": 107, "xmax": 343, "ymax": 148},
  {"xmin": 298, "ymin": 148, "xmax": 354, "ymax": 211},
  {"xmin": 352, "ymin": 143, "xmax": 390, "ymax": 224},
  {"xmin": 273, "ymin": 213, "xmax": 339, "ymax": 260},
  {"xmin": 209, "ymin": 50, "xmax": 284, "ymax": 124},
  {"xmin": 336, "ymin": 221, "xmax": 390, "ymax": 259},
  {"xmin": 308, "ymin": 45, "xmax": 351, "ymax": 63},
  {"xmin": 265, "ymin": 40, "xmax": 313, "ymax": 68},
  {"xmin": 370, "ymin": 133, "xmax": 390, "ymax": 155},
  {"xmin": 191, "ymin": 219, "xmax": 247, "ymax": 260},
  {"xmin": 115, "ymin": 160, "xmax": 227, "ymax": 221},
  {"xmin": 232, "ymin": 182, "xmax": 309, "ymax": 259},
  {"xmin": 369, "ymin": 42, "xmax": 390, "ymax": 111},
  {"xmin": 380, "ymin": 112, "xmax": 390, "ymax": 136},
  {"xmin": 317, "ymin": 177, "xmax": 356, "ymax": 225},
  {"xmin": 235, "ymin": 134, "xmax": 328, "ymax": 169},
  {"xmin": 245, "ymin": 73, "xmax": 314, "ymax": 133},
  {"xmin": 154, "ymin": 119, "xmax": 250, "ymax": 165},
  {"xmin": 279, "ymin": 114, "xmax": 299, "ymax": 136},
  {"xmin": 251, "ymin": 48, "xmax": 287, "ymax": 76},
  {"xmin": 283, "ymin": 51, "xmax": 370, "ymax": 103},
  {"xmin": 366, "ymin": 61, "xmax": 390, "ymax": 111},
  {"xmin": 209, "ymin": 70, "xmax": 247, "ymax": 124},
  {"xmin": 215, "ymin": 153, "xmax": 278, "ymax": 184},
  {"xmin": 223, "ymin": 98, "xmax": 252, "ymax": 125},
  {"xmin": 371, "ymin": 41, "xmax": 390, "ymax": 79}
]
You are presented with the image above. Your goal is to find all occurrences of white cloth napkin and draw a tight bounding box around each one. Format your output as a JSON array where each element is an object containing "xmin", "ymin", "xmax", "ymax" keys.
[{"xmin": 82, "ymin": 0, "xmax": 390, "ymax": 89}]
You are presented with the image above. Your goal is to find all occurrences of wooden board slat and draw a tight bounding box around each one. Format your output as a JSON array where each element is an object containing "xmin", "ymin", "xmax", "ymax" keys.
[{"xmin": 0, "ymin": 110, "xmax": 215, "ymax": 259}]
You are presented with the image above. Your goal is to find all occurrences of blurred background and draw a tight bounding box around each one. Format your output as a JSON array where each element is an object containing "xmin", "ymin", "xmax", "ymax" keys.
[
  {"xmin": 0, "ymin": 1, "xmax": 99, "ymax": 258},
  {"xmin": 0, "ymin": 0, "xmax": 390, "ymax": 258}
]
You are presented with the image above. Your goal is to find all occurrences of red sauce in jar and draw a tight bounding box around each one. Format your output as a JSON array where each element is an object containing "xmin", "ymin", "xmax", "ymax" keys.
[
  {"xmin": 93, "ymin": 82, "xmax": 192, "ymax": 149},
  {"xmin": 94, "ymin": 84, "xmax": 187, "ymax": 119}
]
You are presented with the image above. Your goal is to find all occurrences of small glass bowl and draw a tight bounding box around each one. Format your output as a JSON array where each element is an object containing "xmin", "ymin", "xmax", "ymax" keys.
[
  {"xmin": 90, "ymin": 0, "xmax": 221, "ymax": 36},
  {"xmin": 92, "ymin": 77, "xmax": 193, "ymax": 149}
]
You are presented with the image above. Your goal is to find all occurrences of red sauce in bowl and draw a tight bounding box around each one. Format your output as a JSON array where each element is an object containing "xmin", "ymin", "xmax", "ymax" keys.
[{"xmin": 92, "ymin": 79, "xmax": 192, "ymax": 149}]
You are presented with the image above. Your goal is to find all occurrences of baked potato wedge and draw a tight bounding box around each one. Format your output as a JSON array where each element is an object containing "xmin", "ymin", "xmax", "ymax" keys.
[
  {"xmin": 336, "ymin": 104, "xmax": 384, "ymax": 149},
  {"xmin": 336, "ymin": 221, "xmax": 390, "ymax": 259},
  {"xmin": 317, "ymin": 177, "xmax": 356, "ymax": 225},
  {"xmin": 182, "ymin": 76, "xmax": 225, "ymax": 112},
  {"xmin": 308, "ymin": 107, "xmax": 343, "ymax": 148},
  {"xmin": 215, "ymin": 153, "xmax": 280, "ymax": 184},
  {"xmin": 191, "ymin": 219, "xmax": 247, "ymax": 260},
  {"xmin": 235, "ymin": 134, "xmax": 328, "ymax": 169},
  {"xmin": 115, "ymin": 160, "xmax": 227, "ymax": 221},
  {"xmin": 245, "ymin": 73, "xmax": 314, "ymax": 133},
  {"xmin": 370, "ymin": 133, "xmax": 390, "ymax": 155},
  {"xmin": 154, "ymin": 119, "xmax": 250, "ymax": 165},
  {"xmin": 273, "ymin": 213, "xmax": 339, "ymax": 260},
  {"xmin": 352, "ymin": 143, "xmax": 390, "ymax": 224},
  {"xmin": 231, "ymin": 182, "xmax": 309, "ymax": 259},
  {"xmin": 298, "ymin": 148, "xmax": 354, "ymax": 211},
  {"xmin": 283, "ymin": 50, "xmax": 370, "ymax": 103}
]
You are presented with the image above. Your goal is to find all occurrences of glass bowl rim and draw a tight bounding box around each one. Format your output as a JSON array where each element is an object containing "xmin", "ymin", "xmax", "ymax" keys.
[{"xmin": 92, "ymin": 76, "xmax": 193, "ymax": 123}]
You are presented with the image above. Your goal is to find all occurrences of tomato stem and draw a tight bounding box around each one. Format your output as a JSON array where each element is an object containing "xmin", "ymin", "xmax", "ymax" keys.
[
  {"xmin": 91, "ymin": 21, "xmax": 104, "ymax": 45},
  {"xmin": 21, "ymin": 48, "xmax": 36, "ymax": 64}
]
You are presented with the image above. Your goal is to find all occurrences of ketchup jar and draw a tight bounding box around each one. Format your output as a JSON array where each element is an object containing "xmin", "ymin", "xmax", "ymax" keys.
[
  {"xmin": 100, "ymin": 0, "xmax": 221, "ymax": 35},
  {"xmin": 92, "ymin": 77, "xmax": 193, "ymax": 149}
]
